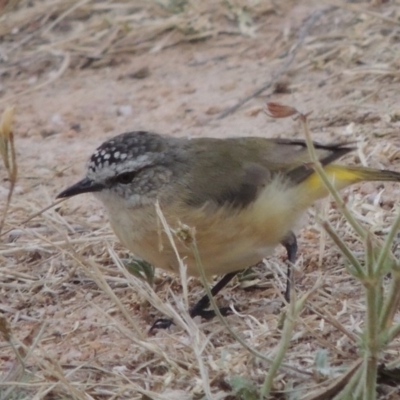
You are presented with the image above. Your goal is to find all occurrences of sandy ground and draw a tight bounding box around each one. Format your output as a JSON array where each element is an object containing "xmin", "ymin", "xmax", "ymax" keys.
[{"xmin": 1, "ymin": 1, "xmax": 400, "ymax": 399}]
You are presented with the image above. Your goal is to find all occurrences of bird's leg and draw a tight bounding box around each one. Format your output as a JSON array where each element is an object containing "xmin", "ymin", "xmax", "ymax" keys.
[
  {"xmin": 189, "ymin": 271, "xmax": 238, "ymax": 319},
  {"xmin": 149, "ymin": 272, "xmax": 238, "ymax": 332},
  {"xmin": 280, "ymin": 231, "xmax": 298, "ymax": 302}
]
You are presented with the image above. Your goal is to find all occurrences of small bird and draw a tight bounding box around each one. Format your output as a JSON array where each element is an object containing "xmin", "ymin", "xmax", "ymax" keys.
[{"xmin": 58, "ymin": 131, "xmax": 400, "ymax": 328}]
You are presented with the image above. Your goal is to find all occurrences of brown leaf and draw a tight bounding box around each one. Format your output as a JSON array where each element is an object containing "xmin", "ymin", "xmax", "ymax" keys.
[{"xmin": 265, "ymin": 102, "xmax": 298, "ymax": 118}]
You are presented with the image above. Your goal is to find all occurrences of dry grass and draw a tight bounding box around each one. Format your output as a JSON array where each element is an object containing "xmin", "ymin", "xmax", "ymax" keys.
[
  {"xmin": 0, "ymin": 0, "xmax": 279, "ymax": 106},
  {"xmin": 1, "ymin": 0, "xmax": 400, "ymax": 399}
]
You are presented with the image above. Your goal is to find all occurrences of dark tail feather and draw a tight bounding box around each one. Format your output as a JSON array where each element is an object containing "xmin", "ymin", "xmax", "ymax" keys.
[{"xmin": 287, "ymin": 143, "xmax": 354, "ymax": 184}]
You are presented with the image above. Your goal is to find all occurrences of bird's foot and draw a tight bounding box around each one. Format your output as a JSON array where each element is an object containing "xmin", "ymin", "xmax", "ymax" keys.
[
  {"xmin": 191, "ymin": 306, "xmax": 233, "ymax": 320},
  {"xmin": 149, "ymin": 318, "xmax": 174, "ymax": 332},
  {"xmin": 149, "ymin": 306, "xmax": 233, "ymax": 332}
]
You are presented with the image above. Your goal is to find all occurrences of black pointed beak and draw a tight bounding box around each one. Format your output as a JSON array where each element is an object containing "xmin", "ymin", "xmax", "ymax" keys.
[{"xmin": 57, "ymin": 177, "xmax": 104, "ymax": 199}]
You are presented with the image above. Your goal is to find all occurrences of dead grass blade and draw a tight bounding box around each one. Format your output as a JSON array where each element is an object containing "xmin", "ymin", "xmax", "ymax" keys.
[{"xmin": 0, "ymin": 107, "xmax": 17, "ymax": 234}]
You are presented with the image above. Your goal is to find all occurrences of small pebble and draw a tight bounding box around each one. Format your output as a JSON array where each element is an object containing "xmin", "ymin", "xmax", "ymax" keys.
[
  {"xmin": 50, "ymin": 114, "xmax": 64, "ymax": 126},
  {"xmin": 117, "ymin": 105, "xmax": 133, "ymax": 116},
  {"xmin": 8, "ymin": 229, "xmax": 24, "ymax": 242}
]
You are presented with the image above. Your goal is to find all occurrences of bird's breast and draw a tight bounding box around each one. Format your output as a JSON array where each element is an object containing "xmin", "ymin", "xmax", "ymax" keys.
[{"xmin": 103, "ymin": 180, "xmax": 307, "ymax": 277}]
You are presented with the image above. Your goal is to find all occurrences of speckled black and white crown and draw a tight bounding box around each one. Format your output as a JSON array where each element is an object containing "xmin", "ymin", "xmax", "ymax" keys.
[{"xmin": 86, "ymin": 131, "xmax": 175, "ymax": 181}]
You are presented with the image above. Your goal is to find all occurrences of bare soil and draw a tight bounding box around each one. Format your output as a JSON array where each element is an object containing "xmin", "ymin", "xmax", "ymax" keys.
[{"xmin": 1, "ymin": 1, "xmax": 400, "ymax": 399}]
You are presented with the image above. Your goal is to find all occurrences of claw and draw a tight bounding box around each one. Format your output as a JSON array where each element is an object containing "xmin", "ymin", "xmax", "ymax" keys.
[{"xmin": 149, "ymin": 318, "xmax": 174, "ymax": 333}]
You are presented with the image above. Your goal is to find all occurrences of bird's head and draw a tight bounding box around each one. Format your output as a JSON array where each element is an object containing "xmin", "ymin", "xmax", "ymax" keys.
[{"xmin": 57, "ymin": 131, "xmax": 181, "ymax": 208}]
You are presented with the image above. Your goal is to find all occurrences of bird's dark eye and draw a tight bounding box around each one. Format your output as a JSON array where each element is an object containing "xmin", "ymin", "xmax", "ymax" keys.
[{"xmin": 115, "ymin": 171, "xmax": 136, "ymax": 184}]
